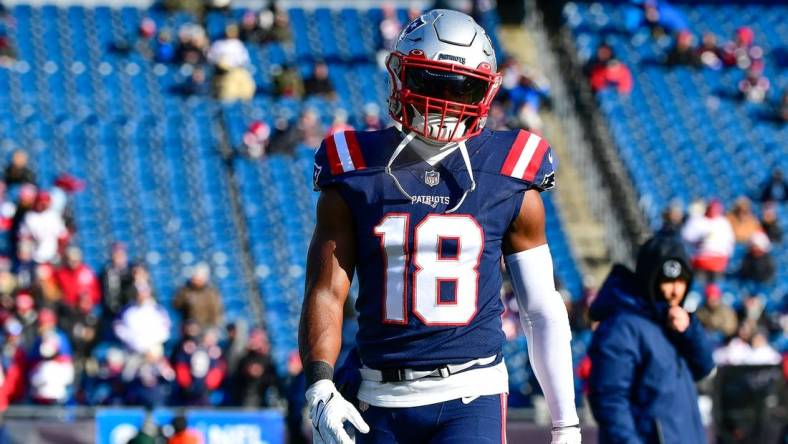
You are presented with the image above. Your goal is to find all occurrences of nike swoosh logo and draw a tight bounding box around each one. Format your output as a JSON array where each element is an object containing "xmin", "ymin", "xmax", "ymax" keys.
[{"xmin": 461, "ymin": 395, "xmax": 480, "ymax": 404}]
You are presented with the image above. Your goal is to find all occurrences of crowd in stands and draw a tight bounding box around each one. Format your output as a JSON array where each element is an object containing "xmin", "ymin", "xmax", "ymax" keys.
[
  {"xmin": 583, "ymin": 0, "xmax": 782, "ymax": 113},
  {"xmin": 0, "ymin": 151, "xmax": 296, "ymax": 414},
  {"xmin": 653, "ymin": 181, "xmax": 785, "ymax": 366}
]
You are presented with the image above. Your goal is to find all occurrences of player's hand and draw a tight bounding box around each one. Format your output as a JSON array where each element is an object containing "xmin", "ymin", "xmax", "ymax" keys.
[
  {"xmin": 666, "ymin": 306, "xmax": 690, "ymax": 333},
  {"xmin": 551, "ymin": 424, "xmax": 581, "ymax": 444},
  {"xmin": 306, "ymin": 379, "xmax": 370, "ymax": 444}
]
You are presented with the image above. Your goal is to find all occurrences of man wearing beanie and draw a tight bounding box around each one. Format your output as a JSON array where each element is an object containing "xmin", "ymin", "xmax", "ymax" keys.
[{"xmin": 587, "ymin": 234, "xmax": 715, "ymax": 443}]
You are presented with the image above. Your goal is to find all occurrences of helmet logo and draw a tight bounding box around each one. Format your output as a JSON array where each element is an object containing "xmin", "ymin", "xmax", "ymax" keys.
[{"xmin": 401, "ymin": 16, "xmax": 426, "ymax": 40}]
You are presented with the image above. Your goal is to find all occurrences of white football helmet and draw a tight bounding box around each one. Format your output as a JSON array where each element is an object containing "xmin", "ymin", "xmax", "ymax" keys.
[{"xmin": 386, "ymin": 9, "xmax": 502, "ymax": 143}]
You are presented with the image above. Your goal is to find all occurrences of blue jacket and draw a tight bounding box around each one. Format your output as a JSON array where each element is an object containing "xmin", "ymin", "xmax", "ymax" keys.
[{"xmin": 588, "ymin": 261, "xmax": 715, "ymax": 444}]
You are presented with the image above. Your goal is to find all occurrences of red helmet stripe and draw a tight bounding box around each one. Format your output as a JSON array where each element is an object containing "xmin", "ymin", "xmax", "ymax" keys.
[
  {"xmin": 500, "ymin": 130, "xmax": 530, "ymax": 176},
  {"xmin": 522, "ymin": 137, "xmax": 550, "ymax": 182},
  {"xmin": 344, "ymin": 131, "xmax": 366, "ymax": 170},
  {"xmin": 325, "ymin": 134, "xmax": 344, "ymax": 175}
]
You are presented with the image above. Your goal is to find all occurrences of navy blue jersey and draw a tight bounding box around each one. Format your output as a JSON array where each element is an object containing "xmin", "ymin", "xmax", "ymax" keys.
[{"xmin": 313, "ymin": 127, "xmax": 556, "ymax": 369}]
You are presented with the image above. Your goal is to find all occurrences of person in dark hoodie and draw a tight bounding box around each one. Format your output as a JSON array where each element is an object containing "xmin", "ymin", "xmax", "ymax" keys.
[{"xmin": 588, "ymin": 234, "xmax": 715, "ymax": 443}]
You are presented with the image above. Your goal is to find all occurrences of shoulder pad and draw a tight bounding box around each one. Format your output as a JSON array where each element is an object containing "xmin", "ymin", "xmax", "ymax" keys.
[
  {"xmin": 498, "ymin": 129, "xmax": 557, "ymax": 191},
  {"xmin": 313, "ymin": 131, "xmax": 367, "ymax": 191}
]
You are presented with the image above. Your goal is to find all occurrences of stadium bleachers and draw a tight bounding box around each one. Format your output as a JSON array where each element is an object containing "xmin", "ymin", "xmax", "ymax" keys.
[
  {"xmin": 0, "ymin": 4, "xmax": 586, "ymax": 398},
  {"xmin": 563, "ymin": 2, "xmax": 787, "ymax": 333}
]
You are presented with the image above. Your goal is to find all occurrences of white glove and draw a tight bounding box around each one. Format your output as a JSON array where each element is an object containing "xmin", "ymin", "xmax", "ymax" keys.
[
  {"xmin": 551, "ymin": 425, "xmax": 581, "ymax": 444},
  {"xmin": 306, "ymin": 379, "xmax": 370, "ymax": 444}
]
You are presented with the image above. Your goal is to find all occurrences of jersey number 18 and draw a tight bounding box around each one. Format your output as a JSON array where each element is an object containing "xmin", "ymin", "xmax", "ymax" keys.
[{"xmin": 374, "ymin": 214, "xmax": 483, "ymax": 326}]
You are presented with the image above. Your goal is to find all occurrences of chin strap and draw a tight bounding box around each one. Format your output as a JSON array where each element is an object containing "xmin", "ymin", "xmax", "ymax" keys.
[{"xmin": 385, "ymin": 130, "xmax": 477, "ymax": 214}]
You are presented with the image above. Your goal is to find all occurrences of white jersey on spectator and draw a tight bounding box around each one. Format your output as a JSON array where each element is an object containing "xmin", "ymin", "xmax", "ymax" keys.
[
  {"xmin": 114, "ymin": 301, "xmax": 172, "ymax": 354},
  {"xmin": 207, "ymin": 38, "xmax": 250, "ymax": 68},
  {"xmin": 20, "ymin": 209, "xmax": 67, "ymax": 263}
]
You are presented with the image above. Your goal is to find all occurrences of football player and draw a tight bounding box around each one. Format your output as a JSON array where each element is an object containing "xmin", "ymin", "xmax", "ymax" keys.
[{"xmin": 299, "ymin": 9, "xmax": 580, "ymax": 444}]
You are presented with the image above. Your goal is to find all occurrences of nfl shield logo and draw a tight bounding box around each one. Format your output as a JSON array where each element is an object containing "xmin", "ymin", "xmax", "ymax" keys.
[{"xmin": 424, "ymin": 170, "xmax": 440, "ymax": 187}]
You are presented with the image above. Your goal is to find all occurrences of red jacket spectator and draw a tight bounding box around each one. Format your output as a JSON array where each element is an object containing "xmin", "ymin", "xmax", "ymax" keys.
[
  {"xmin": 590, "ymin": 61, "xmax": 633, "ymax": 94},
  {"xmin": 55, "ymin": 247, "xmax": 100, "ymax": 310},
  {"xmin": 173, "ymin": 329, "xmax": 226, "ymax": 406}
]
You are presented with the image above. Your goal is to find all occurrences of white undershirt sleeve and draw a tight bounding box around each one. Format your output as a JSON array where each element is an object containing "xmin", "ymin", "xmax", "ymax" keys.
[{"xmin": 505, "ymin": 244, "xmax": 579, "ymax": 428}]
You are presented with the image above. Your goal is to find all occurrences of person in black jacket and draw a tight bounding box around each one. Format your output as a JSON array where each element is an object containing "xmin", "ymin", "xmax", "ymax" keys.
[{"xmin": 588, "ymin": 234, "xmax": 715, "ymax": 443}]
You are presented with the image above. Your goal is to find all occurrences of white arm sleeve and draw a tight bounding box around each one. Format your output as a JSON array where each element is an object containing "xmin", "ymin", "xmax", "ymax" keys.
[{"xmin": 505, "ymin": 244, "xmax": 579, "ymax": 428}]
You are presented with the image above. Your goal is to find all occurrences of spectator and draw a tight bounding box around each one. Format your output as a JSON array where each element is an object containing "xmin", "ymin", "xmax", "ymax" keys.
[
  {"xmin": 9, "ymin": 183, "xmax": 37, "ymax": 252},
  {"xmin": 176, "ymin": 66, "xmax": 209, "ymax": 96},
  {"xmin": 325, "ymin": 109, "xmax": 354, "ymax": 138},
  {"xmin": 31, "ymin": 263, "xmax": 61, "ymax": 308},
  {"xmin": 168, "ymin": 415, "xmax": 200, "ymax": 444},
  {"xmin": 738, "ymin": 67, "xmax": 770, "ymax": 103},
  {"xmin": 54, "ymin": 246, "xmax": 101, "ymax": 310},
  {"xmin": 748, "ymin": 328, "xmax": 781, "ymax": 365},
  {"xmin": 657, "ymin": 201, "xmax": 684, "ymax": 235},
  {"xmin": 80, "ymin": 344, "xmax": 126, "ymax": 405},
  {"xmin": 114, "ymin": 273, "xmax": 171, "ymax": 355},
  {"xmin": 360, "ymin": 103, "xmax": 383, "ymax": 131},
  {"xmin": 99, "ymin": 242, "xmax": 133, "ymax": 329},
  {"xmin": 379, "ymin": 3, "xmax": 401, "ymax": 51},
  {"xmin": 697, "ymin": 32, "xmax": 723, "ymax": 70},
  {"xmin": 240, "ymin": 120, "xmax": 271, "ymax": 159},
  {"xmin": 665, "ymin": 30, "xmax": 701, "ymax": 67},
  {"xmin": 760, "ymin": 202, "xmax": 782, "ymax": 243},
  {"xmin": 57, "ymin": 290, "xmax": 99, "ymax": 375},
  {"xmin": 0, "ymin": 27, "xmax": 15, "ymax": 67},
  {"xmin": 127, "ymin": 418, "xmax": 160, "ymax": 444},
  {"xmin": 695, "ymin": 284, "xmax": 738, "ymax": 338},
  {"xmin": 176, "ymin": 24, "xmax": 208, "ymax": 67},
  {"xmin": 173, "ymin": 262, "xmax": 224, "ymax": 330},
  {"xmin": 3, "ymin": 150, "xmax": 36, "ymax": 187},
  {"xmin": 642, "ymin": 0, "xmax": 689, "ymax": 37},
  {"xmin": 265, "ymin": 7, "xmax": 292, "ymax": 44},
  {"xmin": 681, "ymin": 199, "xmax": 734, "ymax": 282},
  {"xmin": 19, "ymin": 191, "xmax": 68, "ymax": 264},
  {"xmin": 268, "ymin": 115, "xmax": 301, "ymax": 156},
  {"xmin": 12, "ymin": 239, "xmax": 34, "ymax": 288},
  {"xmin": 721, "ymin": 26, "xmax": 764, "ymax": 71},
  {"xmin": 208, "ymin": 25, "xmax": 255, "ymax": 102},
  {"xmin": 220, "ymin": 321, "xmax": 247, "ymax": 382},
  {"xmin": 229, "ymin": 328, "xmax": 278, "ymax": 407},
  {"xmin": 0, "ymin": 318, "xmax": 27, "ymax": 408},
  {"xmin": 15, "ymin": 291, "xmax": 38, "ymax": 346},
  {"xmin": 738, "ymin": 293, "xmax": 766, "ymax": 327},
  {"xmin": 303, "ymin": 61, "xmax": 336, "ymax": 99},
  {"xmin": 122, "ymin": 346, "xmax": 174, "ymax": 408},
  {"xmin": 297, "ymin": 108, "xmax": 323, "ymax": 149},
  {"xmin": 712, "ymin": 322, "xmax": 754, "ymax": 365},
  {"xmin": 154, "ymin": 30, "xmax": 176, "ymax": 64},
  {"xmin": 508, "ymin": 72, "xmax": 550, "ymax": 131},
  {"xmin": 207, "ymin": 25, "xmax": 250, "ymax": 69},
  {"xmin": 239, "ymin": 10, "xmax": 266, "ymax": 44},
  {"xmin": 726, "ymin": 196, "xmax": 761, "ymax": 243},
  {"xmin": 588, "ymin": 235, "xmax": 714, "ymax": 443},
  {"xmin": 27, "ymin": 308, "xmax": 75, "ymax": 404},
  {"xmin": 271, "ymin": 63, "xmax": 304, "ymax": 98},
  {"xmin": 588, "ymin": 43, "xmax": 633, "ymax": 94},
  {"xmin": 173, "ymin": 327, "xmax": 226, "ymax": 406},
  {"xmin": 211, "ymin": 61, "xmax": 256, "ymax": 102},
  {"xmin": 737, "ymin": 231, "xmax": 775, "ymax": 284},
  {"xmin": 376, "ymin": 3, "xmax": 402, "ymax": 67},
  {"xmin": 759, "ymin": 169, "xmax": 787, "ymax": 203}
]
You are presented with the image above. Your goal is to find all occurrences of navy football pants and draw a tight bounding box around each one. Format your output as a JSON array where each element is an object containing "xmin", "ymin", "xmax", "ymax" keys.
[{"xmin": 357, "ymin": 394, "xmax": 507, "ymax": 444}]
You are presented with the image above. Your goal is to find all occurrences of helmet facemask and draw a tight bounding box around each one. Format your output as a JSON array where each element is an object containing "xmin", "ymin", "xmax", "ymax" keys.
[{"xmin": 387, "ymin": 51, "xmax": 502, "ymax": 144}]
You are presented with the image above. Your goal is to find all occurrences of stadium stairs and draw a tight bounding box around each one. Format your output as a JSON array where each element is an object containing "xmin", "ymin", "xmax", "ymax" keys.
[{"xmin": 498, "ymin": 24, "xmax": 612, "ymax": 285}]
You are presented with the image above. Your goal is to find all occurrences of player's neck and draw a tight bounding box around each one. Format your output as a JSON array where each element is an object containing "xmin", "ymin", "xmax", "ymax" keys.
[{"xmin": 395, "ymin": 125, "xmax": 459, "ymax": 166}]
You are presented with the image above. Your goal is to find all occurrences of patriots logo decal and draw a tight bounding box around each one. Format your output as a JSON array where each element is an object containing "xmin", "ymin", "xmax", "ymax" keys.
[{"xmin": 401, "ymin": 16, "xmax": 425, "ymax": 40}]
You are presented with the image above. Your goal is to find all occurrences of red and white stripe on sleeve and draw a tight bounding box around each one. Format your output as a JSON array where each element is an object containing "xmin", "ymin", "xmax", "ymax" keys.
[
  {"xmin": 325, "ymin": 131, "xmax": 366, "ymax": 175},
  {"xmin": 499, "ymin": 130, "xmax": 550, "ymax": 182}
]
